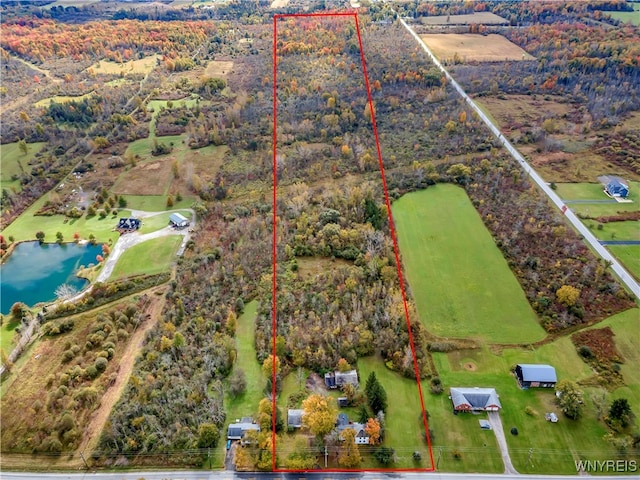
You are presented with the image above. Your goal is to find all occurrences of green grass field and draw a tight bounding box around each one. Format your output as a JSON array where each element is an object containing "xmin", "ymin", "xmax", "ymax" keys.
[
  {"xmin": 608, "ymin": 246, "xmax": 640, "ymax": 281},
  {"xmin": 392, "ymin": 185, "xmax": 546, "ymax": 343},
  {"xmin": 224, "ymin": 301, "xmax": 265, "ymax": 459},
  {"xmin": 34, "ymin": 93, "xmax": 94, "ymax": 108},
  {"xmin": 0, "ymin": 318, "xmax": 20, "ymax": 357},
  {"xmin": 108, "ymin": 235, "xmax": 182, "ymax": 280},
  {"xmin": 119, "ymin": 195, "xmax": 195, "ymax": 211},
  {"xmin": 138, "ymin": 210, "xmax": 191, "ymax": 234},
  {"xmin": 609, "ymin": 4, "xmax": 640, "ymax": 25},
  {"xmin": 585, "ymin": 220, "xmax": 640, "ymax": 241},
  {"xmin": 1, "ymin": 142, "xmax": 45, "ymax": 192},
  {"xmin": 1, "ymin": 195, "xmax": 125, "ymax": 243}
]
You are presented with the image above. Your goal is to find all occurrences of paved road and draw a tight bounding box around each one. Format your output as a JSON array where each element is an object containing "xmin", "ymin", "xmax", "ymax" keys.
[
  {"xmin": 599, "ymin": 240, "xmax": 640, "ymax": 246},
  {"xmin": 395, "ymin": 16, "xmax": 640, "ymax": 300},
  {"xmin": 0, "ymin": 472, "xmax": 631, "ymax": 480}
]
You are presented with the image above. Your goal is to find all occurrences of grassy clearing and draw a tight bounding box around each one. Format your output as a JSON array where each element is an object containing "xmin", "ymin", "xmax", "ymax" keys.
[
  {"xmin": 357, "ymin": 356, "xmax": 433, "ymax": 469},
  {"xmin": 34, "ymin": 93, "xmax": 94, "ymax": 108},
  {"xmin": 87, "ymin": 54, "xmax": 160, "ymax": 76},
  {"xmin": 419, "ymin": 34, "xmax": 535, "ymax": 62},
  {"xmin": 585, "ymin": 220, "xmax": 640, "ymax": 241},
  {"xmin": 0, "ymin": 318, "xmax": 20, "ymax": 356},
  {"xmin": 118, "ymin": 195, "xmax": 194, "ymax": 211},
  {"xmin": 1, "ymin": 142, "xmax": 46, "ymax": 192},
  {"xmin": 108, "ymin": 235, "xmax": 182, "ymax": 281},
  {"xmin": 224, "ymin": 301, "xmax": 265, "ymax": 453},
  {"xmin": 204, "ymin": 60, "xmax": 234, "ymax": 78},
  {"xmin": 556, "ymin": 182, "xmax": 640, "ymax": 202},
  {"xmin": 1, "ymin": 195, "xmax": 124, "ymax": 243},
  {"xmin": 608, "ymin": 246, "xmax": 640, "ymax": 280},
  {"xmin": 609, "ymin": 5, "xmax": 640, "ymax": 26},
  {"xmin": 392, "ymin": 185, "xmax": 545, "ymax": 343}
]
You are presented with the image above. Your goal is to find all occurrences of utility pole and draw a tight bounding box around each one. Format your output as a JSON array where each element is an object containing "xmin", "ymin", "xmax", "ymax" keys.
[
  {"xmin": 527, "ymin": 448, "xmax": 534, "ymax": 467},
  {"xmin": 325, "ymin": 445, "xmax": 328, "ymax": 468},
  {"xmin": 79, "ymin": 451, "xmax": 89, "ymax": 470},
  {"xmin": 208, "ymin": 447, "xmax": 211, "ymax": 469},
  {"xmin": 437, "ymin": 447, "xmax": 442, "ymax": 469}
]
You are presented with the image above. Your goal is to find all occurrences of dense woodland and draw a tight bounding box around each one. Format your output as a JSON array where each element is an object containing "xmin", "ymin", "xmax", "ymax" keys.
[{"xmin": 0, "ymin": 0, "xmax": 638, "ymax": 464}]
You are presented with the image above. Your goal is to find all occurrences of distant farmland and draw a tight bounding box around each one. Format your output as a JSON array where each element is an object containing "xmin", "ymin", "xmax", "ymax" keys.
[
  {"xmin": 420, "ymin": 33, "xmax": 536, "ymax": 62},
  {"xmin": 419, "ymin": 12, "xmax": 509, "ymax": 25}
]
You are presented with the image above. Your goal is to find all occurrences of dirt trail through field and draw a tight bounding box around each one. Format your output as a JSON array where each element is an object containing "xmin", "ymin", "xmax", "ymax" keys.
[{"xmin": 76, "ymin": 292, "xmax": 166, "ymax": 456}]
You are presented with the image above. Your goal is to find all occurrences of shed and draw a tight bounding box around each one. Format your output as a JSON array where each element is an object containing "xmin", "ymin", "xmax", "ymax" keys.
[
  {"xmin": 169, "ymin": 212, "xmax": 190, "ymax": 228},
  {"xmin": 450, "ymin": 387, "xmax": 501, "ymax": 412},
  {"xmin": 515, "ymin": 364, "xmax": 557, "ymax": 388}
]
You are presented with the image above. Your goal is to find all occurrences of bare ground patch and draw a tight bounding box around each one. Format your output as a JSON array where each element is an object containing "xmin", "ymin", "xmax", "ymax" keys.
[
  {"xmin": 112, "ymin": 155, "xmax": 175, "ymax": 195},
  {"xmin": 205, "ymin": 60, "xmax": 234, "ymax": 79},
  {"xmin": 420, "ymin": 34, "xmax": 535, "ymax": 62}
]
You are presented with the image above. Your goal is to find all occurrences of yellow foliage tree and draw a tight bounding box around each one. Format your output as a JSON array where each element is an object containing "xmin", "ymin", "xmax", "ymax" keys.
[
  {"xmin": 262, "ymin": 354, "xmax": 281, "ymax": 378},
  {"xmin": 556, "ymin": 285, "xmax": 580, "ymax": 306},
  {"xmin": 338, "ymin": 428, "xmax": 362, "ymax": 467},
  {"xmin": 302, "ymin": 394, "xmax": 338, "ymax": 438},
  {"xmin": 365, "ymin": 417, "xmax": 381, "ymax": 445},
  {"xmin": 337, "ymin": 358, "xmax": 352, "ymax": 372}
]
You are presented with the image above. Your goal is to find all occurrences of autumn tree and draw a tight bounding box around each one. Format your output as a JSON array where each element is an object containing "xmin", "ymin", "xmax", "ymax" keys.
[
  {"xmin": 262, "ymin": 354, "xmax": 281, "ymax": 378},
  {"xmin": 556, "ymin": 380, "xmax": 584, "ymax": 419},
  {"xmin": 258, "ymin": 397, "xmax": 283, "ymax": 432},
  {"xmin": 365, "ymin": 417, "xmax": 382, "ymax": 445},
  {"xmin": 18, "ymin": 139, "xmax": 28, "ymax": 155},
  {"xmin": 556, "ymin": 285, "xmax": 580, "ymax": 306},
  {"xmin": 197, "ymin": 423, "xmax": 220, "ymax": 448},
  {"xmin": 338, "ymin": 428, "xmax": 361, "ymax": 467},
  {"xmin": 337, "ymin": 358, "xmax": 352, "ymax": 372},
  {"xmin": 302, "ymin": 394, "xmax": 338, "ymax": 439}
]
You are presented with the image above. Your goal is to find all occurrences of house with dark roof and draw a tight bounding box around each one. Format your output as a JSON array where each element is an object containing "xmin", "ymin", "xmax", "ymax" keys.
[
  {"xmin": 116, "ymin": 217, "xmax": 141, "ymax": 233},
  {"xmin": 169, "ymin": 212, "xmax": 190, "ymax": 228},
  {"xmin": 287, "ymin": 409, "xmax": 303, "ymax": 428},
  {"xmin": 325, "ymin": 369, "xmax": 359, "ymax": 389},
  {"xmin": 227, "ymin": 417, "xmax": 260, "ymax": 440},
  {"xmin": 515, "ymin": 364, "xmax": 557, "ymax": 388},
  {"xmin": 450, "ymin": 387, "xmax": 501, "ymax": 412},
  {"xmin": 336, "ymin": 413, "xmax": 369, "ymax": 445}
]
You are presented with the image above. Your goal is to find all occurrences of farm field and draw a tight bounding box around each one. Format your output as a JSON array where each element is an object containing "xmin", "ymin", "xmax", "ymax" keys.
[
  {"xmin": 35, "ymin": 93, "xmax": 95, "ymax": 108},
  {"xmin": 205, "ymin": 60, "xmax": 234, "ymax": 78},
  {"xmin": 609, "ymin": 4, "xmax": 640, "ymax": 25},
  {"xmin": 1, "ymin": 142, "xmax": 46, "ymax": 192},
  {"xmin": 137, "ymin": 210, "xmax": 191, "ymax": 233},
  {"xmin": 609, "ymin": 246, "xmax": 640, "ymax": 280},
  {"xmin": 108, "ymin": 235, "xmax": 182, "ymax": 280},
  {"xmin": 118, "ymin": 194, "xmax": 194, "ymax": 211},
  {"xmin": 87, "ymin": 54, "xmax": 160, "ymax": 76},
  {"xmin": 419, "ymin": 34, "xmax": 535, "ymax": 62},
  {"xmin": 392, "ymin": 184, "xmax": 546, "ymax": 343},
  {"xmin": 419, "ymin": 12, "xmax": 508, "ymax": 25}
]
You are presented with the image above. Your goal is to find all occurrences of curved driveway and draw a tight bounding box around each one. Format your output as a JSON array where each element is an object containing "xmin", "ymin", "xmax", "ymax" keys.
[{"xmin": 397, "ymin": 17, "xmax": 640, "ymax": 299}]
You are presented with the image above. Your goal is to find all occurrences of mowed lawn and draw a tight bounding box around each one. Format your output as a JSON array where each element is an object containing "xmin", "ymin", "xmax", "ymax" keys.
[
  {"xmin": 1, "ymin": 195, "xmax": 125, "ymax": 243},
  {"xmin": 108, "ymin": 235, "xmax": 182, "ymax": 280},
  {"xmin": 392, "ymin": 185, "xmax": 545, "ymax": 343},
  {"xmin": 224, "ymin": 301, "xmax": 265, "ymax": 456},
  {"xmin": 608, "ymin": 246, "xmax": 640, "ymax": 281}
]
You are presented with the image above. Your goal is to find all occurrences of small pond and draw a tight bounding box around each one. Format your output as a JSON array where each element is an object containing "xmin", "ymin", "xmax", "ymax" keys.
[{"xmin": 1, "ymin": 241, "xmax": 102, "ymax": 314}]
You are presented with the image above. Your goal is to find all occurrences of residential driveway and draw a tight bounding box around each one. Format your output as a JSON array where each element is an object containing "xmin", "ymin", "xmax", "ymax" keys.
[{"xmin": 488, "ymin": 410, "xmax": 519, "ymax": 474}]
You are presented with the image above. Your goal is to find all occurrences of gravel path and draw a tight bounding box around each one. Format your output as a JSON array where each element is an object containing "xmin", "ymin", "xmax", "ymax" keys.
[{"xmin": 488, "ymin": 411, "xmax": 519, "ymax": 474}]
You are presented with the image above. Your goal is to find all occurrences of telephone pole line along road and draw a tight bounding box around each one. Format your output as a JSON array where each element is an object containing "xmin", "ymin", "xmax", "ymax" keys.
[{"xmin": 394, "ymin": 14, "xmax": 640, "ymax": 300}]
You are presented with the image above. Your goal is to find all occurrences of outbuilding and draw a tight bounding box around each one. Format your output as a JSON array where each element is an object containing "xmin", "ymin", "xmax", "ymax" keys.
[
  {"xmin": 169, "ymin": 212, "xmax": 190, "ymax": 228},
  {"xmin": 515, "ymin": 364, "xmax": 557, "ymax": 388}
]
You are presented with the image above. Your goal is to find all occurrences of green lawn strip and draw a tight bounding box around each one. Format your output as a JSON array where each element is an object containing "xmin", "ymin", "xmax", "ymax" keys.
[
  {"xmin": 0, "ymin": 318, "xmax": 21, "ymax": 356},
  {"xmin": 1, "ymin": 195, "xmax": 125, "ymax": 243},
  {"xmin": 119, "ymin": 195, "xmax": 195, "ymax": 211},
  {"xmin": 1, "ymin": 142, "xmax": 46, "ymax": 192},
  {"xmin": 138, "ymin": 210, "xmax": 191, "ymax": 234},
  {"xmin": 584, "ymin": 220, "xmax": 640, "ymax": 241},
  {"xmin": 608, "ymin": 246, "xmax": 640, "ymax": 282},
  {"xmin": 356, "ymin": 356, "xmax": 433, "ymax": 469},
  {"xmin": 392, "ymin": 185, "xmax": 545, "ymax": 343},
  {"xmin": 108, "ymin": 236, "xmax": 181, "ymax": 281},
  {"xmin": 224, "ymin": 301, "xmax": 265, "ymax": 458}
]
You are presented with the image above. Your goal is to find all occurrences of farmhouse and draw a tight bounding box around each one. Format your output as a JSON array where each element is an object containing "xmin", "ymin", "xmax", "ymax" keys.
[
  {"xmin": 227, "ymin": 417, "xmax": 260, "ymax": 440},
  {"xmin": 287, "ymin": 409, "xmax": 303, "ymax": 429},
  {"xmin": 601, "ymin": 176, "xmax": 630, "ymax": 199},
  {"xmin": 336, "ymin": 413, "xmax": 370, "ymax": 445},
  {"xmin": 325, "ymin": 369, "xmax": 359, "ymax": 389},
  {"xmin": 450, "ymin": 387, "xmax": 501, "ymax": 412},
  {"xmin": 116, "ymin": 217, "xmax": 141, "ymax": 233},
  {"xmin": 169, "ymin": 212, "xmax": 190, "ymax": 228},
  {"xmin": 515, "ymin": 364, "xmax": 557, "ymax": 389}
]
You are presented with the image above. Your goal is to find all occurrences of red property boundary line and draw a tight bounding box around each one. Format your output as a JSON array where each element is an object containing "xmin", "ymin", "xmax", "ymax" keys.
[{"xmin": 272, "ymin": 11, "xmax": 435, "ymax": 473}]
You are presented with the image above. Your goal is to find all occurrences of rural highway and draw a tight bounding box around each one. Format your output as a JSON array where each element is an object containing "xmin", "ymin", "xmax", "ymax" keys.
[
  {"xmin": 395, "ymin": 16, "xmax": 640, "ymax": 300},
  {"xmin": 0, "ymin": 472, "xmax": 630, "ymax": 480}
]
